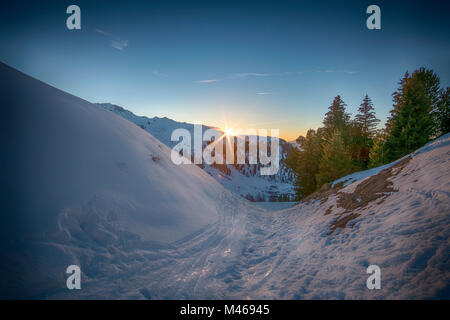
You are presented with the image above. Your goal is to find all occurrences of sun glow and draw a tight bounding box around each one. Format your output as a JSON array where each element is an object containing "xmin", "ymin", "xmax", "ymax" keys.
[{"xmin": 224, "ymin": 128, "xmax": 235, "ymax": 136}]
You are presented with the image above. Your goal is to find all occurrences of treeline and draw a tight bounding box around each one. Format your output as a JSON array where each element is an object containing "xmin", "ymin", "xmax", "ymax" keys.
[{"xmin": 286, "ymin": 67, "xmax": 449, "ymax": 199}]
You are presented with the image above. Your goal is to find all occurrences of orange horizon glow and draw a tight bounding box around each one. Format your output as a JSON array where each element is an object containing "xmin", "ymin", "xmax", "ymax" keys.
[{"xmin": 219, "ymin": 126, "xmax": 306, "ymax": 142}]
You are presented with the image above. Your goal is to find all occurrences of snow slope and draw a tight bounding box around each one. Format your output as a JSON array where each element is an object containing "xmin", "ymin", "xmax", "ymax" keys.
[
  {"xmin": 0, "ymin": 62, "xmax": 247, "ymax": 298},
  {"xmin": 1, "ymin": 62, "xmax": 448, "ymax": 299},
  {"xmin": 334, "ymin": 135, "xmax": 450, "ymax": 189},
  {"xmin": 254, "ymin": 133, "xmax": 450, "ymax": 299}
]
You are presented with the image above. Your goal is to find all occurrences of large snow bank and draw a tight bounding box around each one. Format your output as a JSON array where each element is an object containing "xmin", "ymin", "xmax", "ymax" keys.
[{"xmin": 0, "ymin": 62, "xmax": 237, "ymax": 298}]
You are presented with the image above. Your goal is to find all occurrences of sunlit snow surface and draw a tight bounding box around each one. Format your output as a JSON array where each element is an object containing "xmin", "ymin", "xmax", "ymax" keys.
[{"xmin": 0, "ymin": 62, "xmax": 449, "ymax": 299}]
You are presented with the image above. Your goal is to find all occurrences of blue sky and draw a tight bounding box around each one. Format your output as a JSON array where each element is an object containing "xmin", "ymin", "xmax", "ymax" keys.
[{"xmin": 1, "ymin": 0, "xmax": 449, "ymax": 140}]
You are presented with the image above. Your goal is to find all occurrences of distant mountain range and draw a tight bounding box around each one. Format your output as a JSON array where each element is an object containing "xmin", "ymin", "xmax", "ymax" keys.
[{"xmin": 97, "ymin": 103, "xmax": 296, "ymax": 201}]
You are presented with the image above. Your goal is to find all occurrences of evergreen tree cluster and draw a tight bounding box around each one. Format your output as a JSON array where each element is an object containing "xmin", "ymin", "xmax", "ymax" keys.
[{"xmin": 287, "ymin": 68, "xmax": 449, "ymax": 199}]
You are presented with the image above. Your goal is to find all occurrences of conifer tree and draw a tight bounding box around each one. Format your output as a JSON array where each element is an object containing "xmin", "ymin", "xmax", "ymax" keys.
[
  {"xmin": 355, "ymin": 94, "xmax": 380, "ymax": 140},
  {"xmin": 323, "ymin": 95, "xmax": 351, "ymax": 138},
  {"xmin": 352, "ymin": 95, "xmax": 380, "ymax": 167},
  {"xmin": 385, "ymin": 68, "xmax": 439, "ymax": 161},
  {"xmin": 386, "ymin": 72, "xmax": 409, "ymax": 135},
  {"xmin": 434, "ymin": 87, "xmax": 450, "ymax": 136},
  {"xmin": 368, "ymin": 130, "xmax": 387, "ymax": 168},
  {"xmin": 347, "ymin": 121, "xmax": 367, "ymax": 170},
  {"xmin": 315, "ymin": 130, "xmax": 353, "ymax": 187},
  {"xmin": 286, "ymin": 129, "xmax": 323, "ymax": 198}
]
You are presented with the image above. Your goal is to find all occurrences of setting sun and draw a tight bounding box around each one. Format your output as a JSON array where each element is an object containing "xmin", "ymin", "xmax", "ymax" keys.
[{"xmin": 224, "ymin": 128, "xmax": 235, "ymax": 136}]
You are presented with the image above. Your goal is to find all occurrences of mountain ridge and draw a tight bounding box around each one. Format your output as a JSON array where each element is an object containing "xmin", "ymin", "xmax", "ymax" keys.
[{"xmin": 97, "ymin": 102, "xmax": 296, "ymax": 201}]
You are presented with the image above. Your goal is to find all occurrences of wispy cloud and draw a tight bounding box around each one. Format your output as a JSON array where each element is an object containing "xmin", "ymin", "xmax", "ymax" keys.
[
  {"xmin": 196, "ymin": 79, "xmax": 220, "ymax": 83},
  {"xmin": 196, "ymin": 72, "xmax": 281, "ymax": 84},
  {"xmin": 110, "ymin": 39, "xmax": 129, "ymax": 51},
  {"xmin": 195, "ymin": 68, "xmax": 356, "ymax": 84},
  {"xmin": 316, "ymin": 69, "xmax": 357, "ymax": 75},
  {"xmin": 94, "ymin": 28, "xmax": 129, "ymax": 51},
  {"xmin": 235, "ymin": 71, "xmax": 296, "ymax": 78},
  {"xmin": 233, "ymin": 72, "xmax": 271, "ymax": 78},
  {"xmin": 256, "ymin": 92, "xmax": 272, "ymax": 95},
  {"xmin": 152, "ymin": 70, "xmax": 167, "ymax": 77},
  {"xmin": 93, "ymin": 28, "xmax": 109, "ymax": 36}
]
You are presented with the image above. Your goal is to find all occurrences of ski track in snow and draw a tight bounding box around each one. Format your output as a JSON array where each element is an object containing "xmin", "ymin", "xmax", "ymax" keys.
[{"xmin": 55, "ymin": 134, "xmax": 450, "ymax": 300}]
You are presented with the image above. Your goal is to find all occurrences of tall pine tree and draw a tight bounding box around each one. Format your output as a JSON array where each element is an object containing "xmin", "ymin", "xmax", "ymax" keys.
[
  {"xmin": 386, "ymin": 71, "xmax": 409, "ymax": 135},
  {"xmin": 353, "ymin": 94, "xmax": 380, "ymax": 167},
  {"xmin": 355, "ymin": 94, "xmax": 380, "ymax": 140},
  {"xmin": 385, "ymin": 68, "xmax": 439, "ymax": 161},
  {"xmin": 323, "ymin": 95, "xmax": 351, "ymax": 139}
]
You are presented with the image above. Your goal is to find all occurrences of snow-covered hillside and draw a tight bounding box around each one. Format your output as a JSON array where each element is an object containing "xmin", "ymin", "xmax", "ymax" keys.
[
  {"xmin": 97, "ymin": 103, "xmax": 295, "ymax": 201},
  {"xmin": 256, "ymin": 133, "xmax": 450, "ymax": 299},
  {"xmin": 1, "ymin": 62, "xmax": 448, "ymax": 299},
  {"xmin": 0, "ymin": 62, "xmax": 246, "ymax": 298}
]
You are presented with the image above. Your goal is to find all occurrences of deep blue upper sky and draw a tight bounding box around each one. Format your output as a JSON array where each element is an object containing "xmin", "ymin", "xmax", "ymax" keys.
[{"xmin": 1, "ymin": 0, "xmax": 449, "ymax": 140}]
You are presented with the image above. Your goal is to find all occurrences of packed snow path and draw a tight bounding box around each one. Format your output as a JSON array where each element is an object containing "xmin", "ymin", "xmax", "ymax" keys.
[
  {"xmin": 48, "ymin": 192, "xmax": 280, "ymax": 299},
  {"xmin": 52, "ymin": 135, "xmax": 450, "ymax": 300}
]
